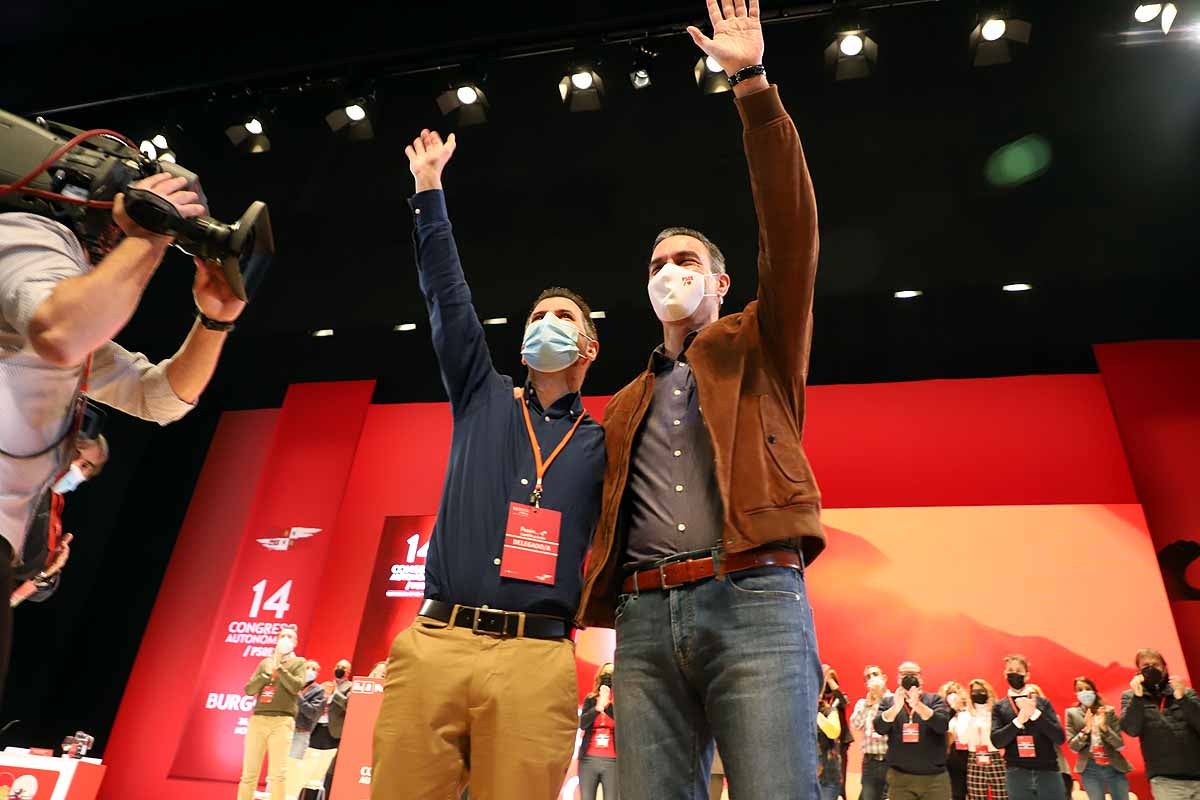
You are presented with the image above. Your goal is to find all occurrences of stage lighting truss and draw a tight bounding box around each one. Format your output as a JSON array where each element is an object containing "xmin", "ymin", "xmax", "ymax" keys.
[{"xmin": 437, "ymin": 82, "xmax": 489, "ymax": 126}]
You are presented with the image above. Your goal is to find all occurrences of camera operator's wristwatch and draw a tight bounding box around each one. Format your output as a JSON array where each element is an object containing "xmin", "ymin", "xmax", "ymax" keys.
[{"xmin": 196, "ymin": 308, "xmax": 236, "ymax": 333}]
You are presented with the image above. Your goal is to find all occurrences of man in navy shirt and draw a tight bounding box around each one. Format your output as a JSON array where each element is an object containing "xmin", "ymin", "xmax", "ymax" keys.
[
  {"xmin": 371, "ymin": 130, "xmax": 606, "ymax": 800},
  {"xmin": 991, "ymin": 655, "xmax": 1067, "ymax": 800}
]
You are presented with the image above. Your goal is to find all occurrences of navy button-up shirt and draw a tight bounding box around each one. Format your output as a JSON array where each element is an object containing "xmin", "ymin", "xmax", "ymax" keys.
[{"xmin": 411, "ymin": 190, "xmax": 605, "ymax": 619}]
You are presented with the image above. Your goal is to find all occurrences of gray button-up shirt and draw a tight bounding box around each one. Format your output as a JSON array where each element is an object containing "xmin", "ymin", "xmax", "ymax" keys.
[
  {"xmin": 622, "ymin": 334, "xmax": 725, "ymax": 568},
  {"xmin": 0, "ymin": 213, "xmax": 193, "ymax": 558}
]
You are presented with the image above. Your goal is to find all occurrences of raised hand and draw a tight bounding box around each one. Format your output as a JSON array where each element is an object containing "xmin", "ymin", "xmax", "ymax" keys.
[
  {"xmin": 1169, "ymin": 675, "xmax": 1187, "ymax": 699},
  {"xmin": 113, "ymin": 173, "xmax": 207, "ymax": 240},
  {"xmin": 687, "ymin": 0, "xmax": 764, "ymax": 76},
  {"xmin": 1130, "ymin": 673, "xmax": 1145, "ymax": 697},
  {"xmin": 406, "ymin": 129, "xmax": 458, "ymax": 193}
]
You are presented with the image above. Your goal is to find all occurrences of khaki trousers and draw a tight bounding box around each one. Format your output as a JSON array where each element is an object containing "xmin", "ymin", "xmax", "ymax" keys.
[
  {"xmin": 372, "ymin": 615, "xmax": 578, "ymax": 800},
  {"xmin": 238, "ymin": 713, "xmax": 295, "ymax": 800}
]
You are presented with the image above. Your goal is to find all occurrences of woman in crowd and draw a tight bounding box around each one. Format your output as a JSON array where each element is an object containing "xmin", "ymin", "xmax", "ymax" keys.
[
  {"xmin": 823, "ymin": 665, "xmax": 855, "ymax": 800},
  {"xmin": 578, "ymin": 662, "xmax": 618, "ymax": 800},
  {"xmin": 1065, "ymin": 677, "xmax": 1131, "ymax": 800},
  {"xmin": 817, "ymin": 668, "xmax": 845, "ymax": 800},
  {"xmin": 941, "ymin": 681, "xmax": 970, "ymax": 800},
  {"xmin": 951, "ymin": 678, "xmax": 1007, "ymax": 800}
]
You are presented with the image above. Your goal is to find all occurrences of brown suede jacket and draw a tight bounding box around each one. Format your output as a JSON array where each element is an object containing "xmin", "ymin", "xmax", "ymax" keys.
[{"xmin": 577, "ymin": 85, "xmax": 823, "ymax": 628}]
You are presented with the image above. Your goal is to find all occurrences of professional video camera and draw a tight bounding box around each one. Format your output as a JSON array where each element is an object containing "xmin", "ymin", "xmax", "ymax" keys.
[{"xmin": 0, "ymin": 110, "xmax": 273, "ymax": 300}]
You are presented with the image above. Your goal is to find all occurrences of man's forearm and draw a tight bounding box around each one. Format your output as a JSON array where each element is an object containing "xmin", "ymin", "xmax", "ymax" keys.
[
  {"xmin": 27, "ymin": 236, "xmax": 168, "ymax": 367},
  {"xmin": 164, "ymin": 320, "xmax": 229, "ymax": 404}
]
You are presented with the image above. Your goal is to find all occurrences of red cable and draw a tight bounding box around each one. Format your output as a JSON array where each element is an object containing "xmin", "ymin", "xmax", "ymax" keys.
[{"xmin": 0, "ymin": 128, "xmax": 138, "ymax": 209}]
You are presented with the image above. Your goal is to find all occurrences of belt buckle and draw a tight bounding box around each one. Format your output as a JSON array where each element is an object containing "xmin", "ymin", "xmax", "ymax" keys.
[
  {"xmin": 471, "ymin": 607, "xmax": 507, "ymax": 637},
  {"xmin": 657, "ymin": 561, "xmax": 684, "ymax": 591}
]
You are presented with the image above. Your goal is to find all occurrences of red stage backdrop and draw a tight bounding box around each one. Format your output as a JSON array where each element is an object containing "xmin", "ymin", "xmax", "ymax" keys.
[{"xmin": 101, "ymin": 352, "xmax": 1197, "ymax": 800}]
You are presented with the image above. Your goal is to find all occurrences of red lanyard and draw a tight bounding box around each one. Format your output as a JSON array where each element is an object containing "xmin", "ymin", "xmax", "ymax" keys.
[
  {"xmin": 519, "ymin": 395, "xmax": 586, "ymax": 508},
  {"xmin": 46, "ymin": 353, "xmax": 93, "ymax": 559}
]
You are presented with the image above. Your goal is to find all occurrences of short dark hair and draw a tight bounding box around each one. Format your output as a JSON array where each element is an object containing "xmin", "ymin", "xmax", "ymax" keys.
[
  {"xmin": 527, "ymin": 287, "xmax": 598, "ymax": 340},
  {"xmin": 653, "ymin": 227, "xmax": 727, "ymax": 274}
]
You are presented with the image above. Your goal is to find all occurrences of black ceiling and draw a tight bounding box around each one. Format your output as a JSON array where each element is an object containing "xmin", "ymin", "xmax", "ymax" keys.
[{"xmin": 5, "ymin": 0, "xmax": 1199, "ymax": 408}]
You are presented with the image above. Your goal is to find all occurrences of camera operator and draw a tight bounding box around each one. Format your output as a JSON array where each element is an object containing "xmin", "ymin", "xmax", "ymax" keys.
[{"xmin": 0, "ymin": 173, "xmax": 246, "ymax": 691}]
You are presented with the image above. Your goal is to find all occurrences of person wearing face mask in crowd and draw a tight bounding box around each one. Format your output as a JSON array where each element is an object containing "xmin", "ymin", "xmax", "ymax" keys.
[
  {"xmin": 1066, "ymin": 677, "xmax": 1131, "ymax": 800},
  {"xmin": 287, "ymin": 660, "xmax": 326, "ymax": 774},
  {"xmin": 823, "ymin": 666, "xmax": 855, "ymax": 800},
  {"xmin": 1119, "ymin": 648, "xmax": 1200, "ymax": 800},
  {"xmin": 989, "ymin": 656, "xmax": 1066, "ymax": 800},
  {"xmin": 818, "ymin": 676, "xmax": 846, "ymax": 800},
  {"xmin": 579, "ymin": 662, "xmax": 619, "ymax": 800},
  {"xmin": 852, "ymin": 665, "xmax": 895, "ymax": 800},
  {"xmin": 950, "ymin": 679, "xmax": 1006, "ymax": 800},
  {"xmin": 238, "ymin": 626, "xmax": 307, "ymax": 800},
  {"xmin": 940, "ymin": 682, "xmax": 970, "ymax": 800},
  {"xmin": 371, "ymin": 129, "xmax": 605, "ymax": 800},
  {"xmin": 575, "ymin": 2, "xmax": 826, "ymax": 797},
  {"xmin": 875, "ymin": 662, "xmax": 952, "ymax": 800},
  {"xmin": 10, "ymin": 433, "xmax": 108, "ymax": 606},
  {"xmin": 309, "ymin": 659, "xmax": 351, "ymax": 798}
]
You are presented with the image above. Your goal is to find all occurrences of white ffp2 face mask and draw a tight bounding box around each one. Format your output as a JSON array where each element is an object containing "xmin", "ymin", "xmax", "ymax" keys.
[
  {"xmin": 277, "ymin": 638, "xmax": 295, "ymax": 656},
  {"xmin": 648, "ymin": 263, "xmax": 717, "ymax": 322},
  {"xmin": 52, "ymin": 463, "xmax": 87, "ymax": 494}
]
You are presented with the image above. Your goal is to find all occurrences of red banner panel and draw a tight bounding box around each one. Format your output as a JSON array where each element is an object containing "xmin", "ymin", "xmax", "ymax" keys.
[{"xmin": 351, "ymin": 516, "xmax": 436, "ymax": 670}]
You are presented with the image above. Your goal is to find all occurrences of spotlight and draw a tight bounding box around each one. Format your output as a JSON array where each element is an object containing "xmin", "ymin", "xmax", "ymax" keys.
[
  {"xmin": 311, "ymin": 328, "xmax": 335, "ymax": 337},
  {"xmin": 151, "ymin": 133, "xmax": 169, "ymax": 150},
  {"xmin": 227, "ymin": 114, "xmax": 271, "ymax": 153},
  {"xmin": 894, "ymin": 290, "xmax": 923, "ymax": 299},
  {"xmin": 482, "ymin": 317, "xmax": 508, "ymax": 326},
  {"xmin": 694, "ymin": 57, "xmax": 731, "ymax": 94},
  {"xmin": 571, "ymin": 71, "xmax": 594, "ymax": 90},
  {"xmin": 629, "ymin": 46, "xmax": 657, "ymax": 90},
  {"xmin": 157, "ymin": 151, "xmax": 177, "ymax": 164},
  {"xmin": 981, "ymin": 18, "xmax": 1007, "ymax": 41},
  {"xmin": 139, "ymin": 140, "xmax": 157, "ymax": 160},
  {"xmin": 1002, "ymin": 283, "xmax": 1032, "ymax": 292},
  {"xmin": 589, "ymin": 311, "xmax": 607, "ymax": 319},
  {"xmin": 970, "ymin": 12, "xmax": 1031, "ymax": 67},
  {"xmin": 438, "ymin": 82, "xmax": 489, "ymax": 126},
  {"xmin": 559, "ymin": 66, "xmax": 605, "ymax": 112},
  {"xmin": 326, "ymin": 97, "xmax": 374, "ymax": 142},
  {"xmin": 394, "ymin": 323, "xmax": 417, "ymax": 332},
  {"xmin": 1135, "ymin": 4, "xmax": 1162, "ymax": 22},
  {"xmin": 1161, "ymin": 2, "xmax": 1178, "ymax": 33},
  {"xmin": 825, "ymin": 30, "xmax": 878, "ymax": 80}
]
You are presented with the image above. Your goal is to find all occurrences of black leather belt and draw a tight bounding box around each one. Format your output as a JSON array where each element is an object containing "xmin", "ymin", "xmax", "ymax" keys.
[{"xmin": 418, "ymin": 599, "xmax": 572, "ymax": 640}]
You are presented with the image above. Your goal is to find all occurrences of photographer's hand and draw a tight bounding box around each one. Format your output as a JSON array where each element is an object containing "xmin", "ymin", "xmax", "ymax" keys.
[
  {"xmin": 406, "ymin": 129, "xmax": 457, "ymax": 193},
  {"xmin": 193, "ymin": 258, "xmax": 246, "ymax": 323}
]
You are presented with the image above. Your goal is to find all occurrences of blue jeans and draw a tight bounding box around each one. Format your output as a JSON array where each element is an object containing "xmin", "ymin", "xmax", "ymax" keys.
[
  {"xmin": 613, "ymin": 563, "xmax": 822, "ymax": 800},
  {"xmin": 1080, "ymin": 761, "xmax": 1129, "ymax": 800},
  {"xmin": 1005, "ymin": 767, "xmax": 1066, "ymax": 800}
]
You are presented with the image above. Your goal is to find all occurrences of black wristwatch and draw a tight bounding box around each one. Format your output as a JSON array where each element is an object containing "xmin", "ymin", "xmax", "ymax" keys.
[
  {"xmin": 196, "ymin": 308, "xmax": 236, "ymax": 333},
  {"xmin": 728, "ymin": 63, "xmax": 767, "ymax": 87}
]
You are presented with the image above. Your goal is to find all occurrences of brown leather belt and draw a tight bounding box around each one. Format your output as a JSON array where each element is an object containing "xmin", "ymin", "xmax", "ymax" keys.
[{"xmin": 621, "ymin": 548, "xmax": 802, "ymax": 594}]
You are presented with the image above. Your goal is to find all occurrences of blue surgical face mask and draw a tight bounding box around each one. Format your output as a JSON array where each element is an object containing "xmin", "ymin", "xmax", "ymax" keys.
[
  {"xmin": 1077, "ymin": 690, "xmax": 1096, "ymax": 707},
  {"xmin": 52, "ymin": 464, "xmax": 87, "ymax": 494},
  {"xmin": 521, "ymin": 313, "xmax": 591, "ymax": 374}
]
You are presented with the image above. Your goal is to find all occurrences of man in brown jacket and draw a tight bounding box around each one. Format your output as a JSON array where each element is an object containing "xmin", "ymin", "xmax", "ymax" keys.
[
  {"xmin": 575, "ymin": 1, "xmax": 825, "ymax": 797},
  {"xmin": 237, "ymin": 625, "xmax": 307, "ymax": 800}
]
